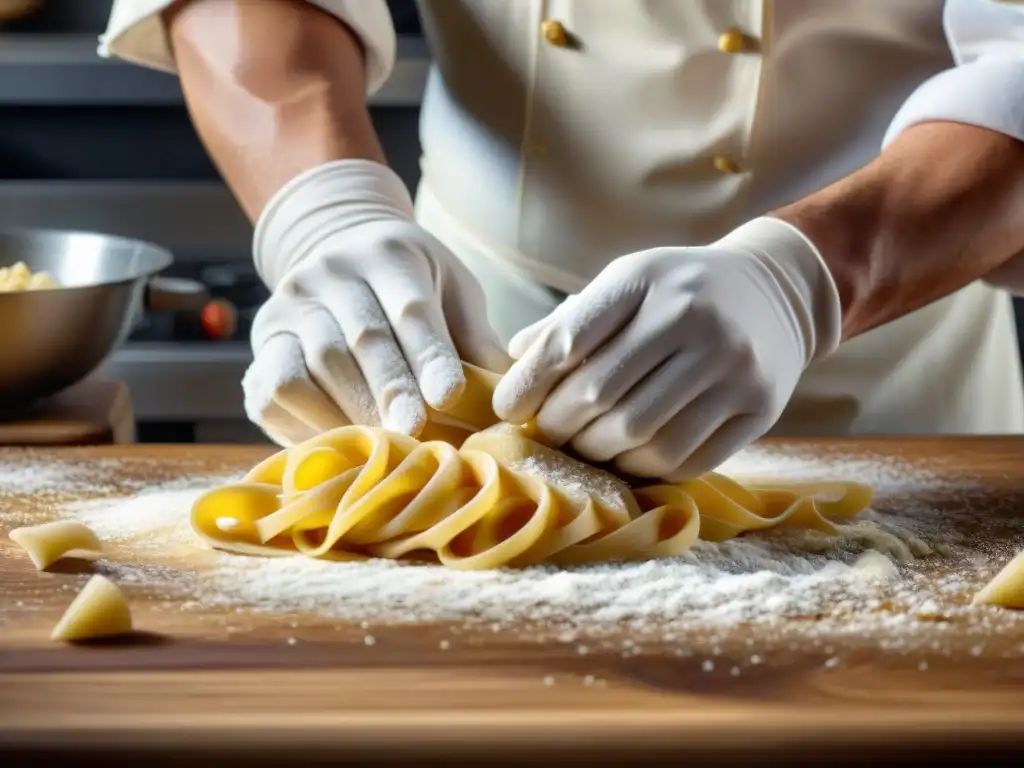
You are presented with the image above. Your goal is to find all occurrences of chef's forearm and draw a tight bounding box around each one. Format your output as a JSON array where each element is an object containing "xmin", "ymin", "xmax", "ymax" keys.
[
  {"xmin": 775, "ymin": 121, "xmax": 1024, "ymax": 340},
  {"xmin": 165, "ymin": 0, "xmax": 386, "ymax": 222}
]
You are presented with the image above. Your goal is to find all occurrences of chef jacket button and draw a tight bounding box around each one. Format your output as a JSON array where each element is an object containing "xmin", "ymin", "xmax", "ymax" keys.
[
  {"xmin": 713, "ymin": 155, "xmax": 743, "ymax": 174},
  {"xmin": 541, "ymin": 19, "xmax": 569, "ymax": 47},
  {"xmin": 717, "ymin": 28, "xmax": 749, "ymax": 54}
]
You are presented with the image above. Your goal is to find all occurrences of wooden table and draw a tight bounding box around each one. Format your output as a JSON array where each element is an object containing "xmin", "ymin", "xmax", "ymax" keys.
[{"xmin": 1, "ymin": 438, "xmax": 1023, "ymax": 766}]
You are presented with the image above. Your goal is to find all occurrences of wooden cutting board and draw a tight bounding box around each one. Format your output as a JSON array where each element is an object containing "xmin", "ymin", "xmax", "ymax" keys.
[
  {"xmin": 0, "ymin": 379, "xmax": 134, "ymax": 446},
  {"xmin": 1, "ymin": 438, "xmax": 1023, "ymax": 766}
]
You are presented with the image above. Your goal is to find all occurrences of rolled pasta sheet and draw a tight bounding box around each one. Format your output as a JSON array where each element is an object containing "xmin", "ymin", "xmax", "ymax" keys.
[
  {"xmin": 9, "ymin": 520, "xmax": 103, "ymax": 570},
  {"xmin": 972, "ymin": 549, "xmax": 1024, "ymax": 609},
  {"xmin": 51, "ymin": 574, "xmax": 133, "ymax": 642},
  {"xmin": 191, "ymin": 423, "xmax": 873, "ymax": 571}
]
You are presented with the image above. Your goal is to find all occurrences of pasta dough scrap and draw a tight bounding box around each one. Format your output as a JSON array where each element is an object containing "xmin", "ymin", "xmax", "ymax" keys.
[
  {"xmin": 192, "ymin": 365, "xmax": 873, "ymax": 571},
  {"xmin": 51, "ymin": 574, "xmax": 133, "ymax": 642},
  {"xmin": 9, "ymin": 520, "xmax": 103, "ymax": 570},
  {"xmin": 0, "ymin": 261, "xmax": 60, "ymax": 292},
  {"xmin": 972, "ymin": 549, "xmax": 1024, "ymax": 609}
]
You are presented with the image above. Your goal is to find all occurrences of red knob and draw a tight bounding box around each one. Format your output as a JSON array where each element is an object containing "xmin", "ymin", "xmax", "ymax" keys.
[{"xmin": 200, "ymin": 299, "xmax": 238, "ymax": 340}]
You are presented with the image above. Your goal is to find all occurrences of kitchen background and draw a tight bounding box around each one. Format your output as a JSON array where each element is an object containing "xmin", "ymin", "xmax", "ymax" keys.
[
  {"xmin": 2, "ymin": 0, "xmax": 1023, "ymax": 444},
  {"xmin": 0, "ymin": 0, "xmax": 427, "ymax": 443}
]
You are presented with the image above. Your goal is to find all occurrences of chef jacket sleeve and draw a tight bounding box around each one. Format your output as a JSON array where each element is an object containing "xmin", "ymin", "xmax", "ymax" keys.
[
  {"xmin": 882, "ymin": 0, "xmax": 1024, "ymax": 148},
  {"xmin": 98, "ymin": 0, "xmax": 396, "ymax": 96}
]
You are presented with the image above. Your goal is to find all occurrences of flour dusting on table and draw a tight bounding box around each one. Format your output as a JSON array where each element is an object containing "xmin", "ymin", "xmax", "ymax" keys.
[{"xmin": 31, "ymin": 441, "xmax": 1019, "ymax": 657}]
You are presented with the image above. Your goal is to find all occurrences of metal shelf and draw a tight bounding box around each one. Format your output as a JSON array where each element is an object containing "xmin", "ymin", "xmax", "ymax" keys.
[
  {"xmin": 0, "ymin": 33, "xmax": 430, "ymax": 106},
  {"xmin": 0, "ymin": 180, "xmax": 251, "ymax": 256}
]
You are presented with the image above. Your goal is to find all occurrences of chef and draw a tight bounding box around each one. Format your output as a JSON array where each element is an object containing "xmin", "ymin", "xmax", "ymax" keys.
[{"xmin": 102, "ymin": 0, "xmax": 1024, "ymax": 480}]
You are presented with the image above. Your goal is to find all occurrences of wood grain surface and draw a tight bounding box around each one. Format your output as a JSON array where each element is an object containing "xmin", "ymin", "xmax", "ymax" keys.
[{"xmin": 1, "ymin": 438, "xmax": 1023, "ymax": 766}]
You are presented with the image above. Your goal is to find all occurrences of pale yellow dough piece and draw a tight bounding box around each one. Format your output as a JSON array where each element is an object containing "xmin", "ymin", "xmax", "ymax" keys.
[
  {"xmin": 51, "ymin": 575, "xmax": 133, "ymax": 642},
  {"xmin": 0, "ymin": 261, "xmax": 60, "ymax": 292},
  {"xmin": 972, "ymin": 549, "xmax": 1024, "ymax": 608},
  {"xmin": 9, "ymin": 520, "xmax": 103, "ymax": 570},
  {"xmin": 191, "ymin": 364, "xmax": 874, "ymax": 571}
]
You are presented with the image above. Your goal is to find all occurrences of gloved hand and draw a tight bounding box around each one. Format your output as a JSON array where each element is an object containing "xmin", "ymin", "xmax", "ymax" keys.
[
  {"xmin": 243, "ymin": 159, "xmax": 511, "ymax": 446},
  {"xmin": 492, "ymin": 218, "xmax": 843, "ymax": 481}
]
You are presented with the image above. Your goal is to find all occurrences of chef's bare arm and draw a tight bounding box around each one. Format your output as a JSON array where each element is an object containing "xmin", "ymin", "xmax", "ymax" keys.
[
  {"xmin": 164, "ymin": 0, "xmax": 387, "ymax": 221},
  {"xmin": 776, "ymin": 0, "xmax": 1024, "ymax": 343},
  {"xmin": 775, "ymin": 121, "xmax": 1024, "ymax": 341}
]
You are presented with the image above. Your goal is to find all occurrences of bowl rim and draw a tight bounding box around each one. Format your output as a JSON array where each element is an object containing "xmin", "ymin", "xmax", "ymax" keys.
[{"xmin": 0, "ymin": 226, "xmax": 174, "ymax": 293}]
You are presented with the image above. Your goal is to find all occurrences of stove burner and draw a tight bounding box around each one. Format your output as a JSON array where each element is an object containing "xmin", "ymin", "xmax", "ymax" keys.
[{"xmin": 129, "ymin": 260, "xmax": 267, "ymax": 344}]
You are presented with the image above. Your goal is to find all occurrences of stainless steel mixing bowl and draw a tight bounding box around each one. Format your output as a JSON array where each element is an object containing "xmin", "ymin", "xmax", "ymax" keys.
[{"xmin": 0, "ymin": 228, "xmax": 199, "ymax": 410}]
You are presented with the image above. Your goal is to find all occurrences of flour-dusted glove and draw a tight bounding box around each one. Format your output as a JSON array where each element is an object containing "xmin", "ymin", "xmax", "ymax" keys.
[
  {"xmin": 243, "ymin": 159, "xmax": 510, "ymax": 446},
  {"xmin": 493, "ymin": 218, "xmax": 843, "ymax": 481}
]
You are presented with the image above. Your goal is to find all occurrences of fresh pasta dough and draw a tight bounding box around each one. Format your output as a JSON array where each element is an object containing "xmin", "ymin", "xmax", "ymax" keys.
[
  {"xmin": 51, "ymin": 574, "xmax": 133, "ymax": 642},
  {"xmin": 9, "ymin": 520, "xmax": 103, "ymax": 570},
  {"xmin": 192, "ymin": 365, "xmax": 873, "ymax": 571},
  {"xmin": 972, "ymin": 549, "xmax": 1024, "ymax": 609},
  {"xmin": 0, "ymin": 261, "xmax": 60, "ymax": 292}
]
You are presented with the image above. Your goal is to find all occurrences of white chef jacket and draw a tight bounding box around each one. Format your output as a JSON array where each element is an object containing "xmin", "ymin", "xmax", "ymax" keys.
[{"xmin": 101, "ymin": 0, "xmax": 1024, "ymax": 437}]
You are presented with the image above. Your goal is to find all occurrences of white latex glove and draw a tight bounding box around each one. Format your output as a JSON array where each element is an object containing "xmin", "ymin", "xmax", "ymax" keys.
[
  {"xmin": 243, "ymin": 159, "xmax": 510, "ymax": 446},
  {"xmin": 493, "ymin": 218, "xmax": 842, "ymax": 481}
]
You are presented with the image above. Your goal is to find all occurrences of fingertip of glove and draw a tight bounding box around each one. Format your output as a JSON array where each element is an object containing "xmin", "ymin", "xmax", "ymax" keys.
[
  {"xmin": 419, "ymin": 357, "xmax": 467, "ymax": 410},
  {"xmin": 508, "ymin": 323, "xmax": 545, "ymax": 360},
  {"xmin": 507, "ymin": 335, "xmax": 529, "ymax": 360},
  {"xmin": 383, "ymin": 391, "xmax": 428, "ymax": 437},
  {"xmin": 491, "ymin": 376, "xmax": 531, "ymax": 426}
]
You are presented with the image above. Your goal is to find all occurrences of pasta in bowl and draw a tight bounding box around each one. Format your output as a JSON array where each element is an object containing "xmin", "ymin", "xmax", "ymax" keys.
[
  {"xmin": 192, "ymin": 368, "xmax": 872, "ymax": 571},
  {"xmin": 0, "ymin": 261, "xmax": 60, "ymax": 292}
]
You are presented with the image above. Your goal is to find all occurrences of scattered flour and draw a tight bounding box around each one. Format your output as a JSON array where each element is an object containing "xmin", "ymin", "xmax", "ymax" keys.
[
  {"xmin": 71, "ymin": 487, "xmax": 220, "ymax": 550},
  {"xmin": 31, "ymin": 441, "xmax": 1019, "ymax": 655},
  {"xmin": 507, "ymin": 452, "xmax": 630, "ymax": 510},
  {"xmin": 0, "ymin": 440, "xmax": 1011, "ymax": 662},
  {"xmin": 0, "ymin": 452, "xmax": 239, "ymax": 500},
  {"xmin": 0, "ymin": 456, "xmax": 132, "ymax": 497}
]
